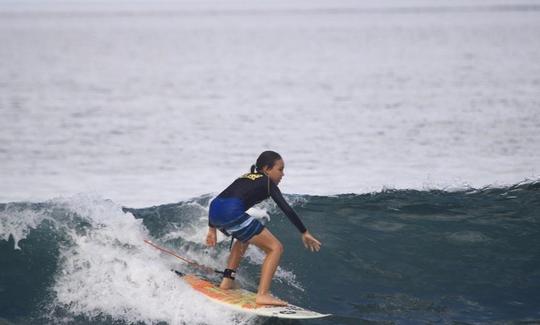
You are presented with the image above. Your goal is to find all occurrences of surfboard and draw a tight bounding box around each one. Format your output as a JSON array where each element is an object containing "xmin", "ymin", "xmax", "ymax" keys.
[
  {"xmin": 174, "ymin": 270, "xmax": 330, "ymax": 319},
  {"xmin": 143, "ymin": 240, "xmax": 329, "ymax": 319}
]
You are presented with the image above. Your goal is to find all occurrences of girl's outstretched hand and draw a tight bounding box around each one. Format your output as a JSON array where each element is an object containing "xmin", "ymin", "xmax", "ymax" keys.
[
  {"xmin": 302, "ymin": 231, "xmax": 321, "ymax": 252},
  {"xmin": 206, "ymin": 227, "xmax": 217, "ymax": 247}
]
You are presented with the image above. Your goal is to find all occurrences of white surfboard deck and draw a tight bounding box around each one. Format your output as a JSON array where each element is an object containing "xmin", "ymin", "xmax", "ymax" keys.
[{"xmin": 177, "ymin": 272, "xmax": 330, "ymax": 319}]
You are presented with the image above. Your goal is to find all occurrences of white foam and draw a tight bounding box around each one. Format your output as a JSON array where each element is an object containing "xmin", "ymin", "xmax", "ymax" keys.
[
  {"xmin": 0, "ymin": 204, "xmax": 49, "ymax": 249},
  {"xmin": 1, "ymin": 194, "xmax": 256, "ymax": 324}
]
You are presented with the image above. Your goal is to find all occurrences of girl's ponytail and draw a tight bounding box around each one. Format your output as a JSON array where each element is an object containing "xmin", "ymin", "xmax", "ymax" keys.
[{"xmin": 250, "ymin": 164, "xmax": 257, "ymax": 173}]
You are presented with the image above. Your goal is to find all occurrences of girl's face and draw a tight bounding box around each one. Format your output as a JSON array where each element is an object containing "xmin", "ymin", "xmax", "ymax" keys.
[{"xmin": 262, "ymin": 159, "xmax": 285, "ymax": 185}]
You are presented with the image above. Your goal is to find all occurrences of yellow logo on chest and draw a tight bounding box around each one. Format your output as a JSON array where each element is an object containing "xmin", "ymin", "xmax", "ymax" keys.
[{"xmin": 240, "ymin": 173, "xmax": 263, "ymax": 181}]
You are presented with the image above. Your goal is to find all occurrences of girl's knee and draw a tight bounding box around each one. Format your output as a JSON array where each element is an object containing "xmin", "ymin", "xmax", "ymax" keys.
[{"xmin": 270, "ymin": 241, "xmax": 284, "ymax": 255}]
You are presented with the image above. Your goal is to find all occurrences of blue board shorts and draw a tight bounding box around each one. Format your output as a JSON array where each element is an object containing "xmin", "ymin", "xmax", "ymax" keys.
[{"xmin": 209, "ymin": 197, "xmax": 265, "ymax": 242}]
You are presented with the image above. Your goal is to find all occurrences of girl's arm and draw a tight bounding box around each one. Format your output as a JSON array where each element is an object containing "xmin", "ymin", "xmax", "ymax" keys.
[
  {"xmin": 269, "ymin": 182, "xmax": 307, "ymax": 233},
  {"xmin": 269, "ymin": 182, "xmax": 322, "ymax": 251}
]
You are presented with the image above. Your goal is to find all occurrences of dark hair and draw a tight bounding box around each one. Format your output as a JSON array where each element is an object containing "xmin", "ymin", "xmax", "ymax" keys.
[{"xmin": 250, "ymin": 151, "xmax": 282, "ymax": 173}]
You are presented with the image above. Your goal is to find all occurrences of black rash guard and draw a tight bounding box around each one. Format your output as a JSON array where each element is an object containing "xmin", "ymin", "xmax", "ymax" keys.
[{"xmin": 215, "ymin": 173, "xmax": 307, "ymax": 233}]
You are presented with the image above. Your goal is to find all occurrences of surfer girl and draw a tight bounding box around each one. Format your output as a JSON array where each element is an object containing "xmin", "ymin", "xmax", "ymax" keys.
[{"xmin": 205, "ymin": 150, "xmax": 321, "ymax": 306}]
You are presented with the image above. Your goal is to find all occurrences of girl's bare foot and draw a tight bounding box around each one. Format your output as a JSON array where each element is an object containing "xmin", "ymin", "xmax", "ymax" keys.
[
  {"xmin": 219, "ymin": 278, "xmax": 240, "ymax": 290},
  {"xmin": 255, "ymin": 293, "xmax": 288, "ymax": 306}
]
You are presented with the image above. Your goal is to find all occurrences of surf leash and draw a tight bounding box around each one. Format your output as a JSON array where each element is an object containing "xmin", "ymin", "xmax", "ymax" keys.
[{"xmin": 144, "ymin": 239, "xmax": 226, "ymax": 276}]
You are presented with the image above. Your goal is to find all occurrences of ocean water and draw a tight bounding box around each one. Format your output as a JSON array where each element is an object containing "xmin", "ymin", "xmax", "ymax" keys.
[
  {"xmin": 1, "ymin": 0, "xmax": 539, "ymax": 206},
  {"xmin": 1, "ymin": 183, "xmax": 540, "ymax": 324},
  {"xmin": 1, "ymin": 0, "xmax": 540, "ymax": 324}
]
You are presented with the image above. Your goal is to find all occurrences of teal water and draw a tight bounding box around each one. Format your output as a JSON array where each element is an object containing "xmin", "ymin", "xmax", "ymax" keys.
[{"xmin": 1, "ymin": 181, "xmax": 539, "ymax": 324}]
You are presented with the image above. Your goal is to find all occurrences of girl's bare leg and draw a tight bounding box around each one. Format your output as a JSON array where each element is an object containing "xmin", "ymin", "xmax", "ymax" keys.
[
  {"xmin": 220, "ymin": 240, "xmax": 249, "ymax": 289},
  {"xmin": 248, "ymin": 228, "xmax": 287, "ymax": 306}
]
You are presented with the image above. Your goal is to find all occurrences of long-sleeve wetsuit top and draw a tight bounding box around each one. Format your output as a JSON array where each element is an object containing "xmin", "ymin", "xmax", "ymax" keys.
[{"xmin": 213, "ymin": 173, "xmax": 307, "ymax": 233}]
